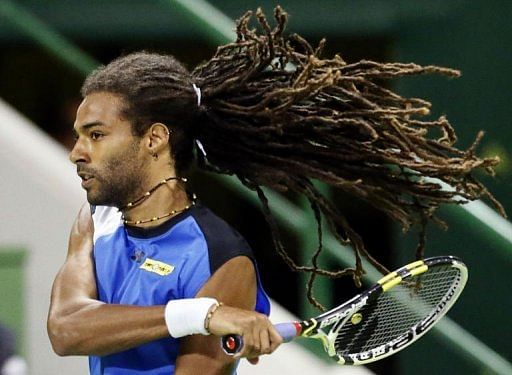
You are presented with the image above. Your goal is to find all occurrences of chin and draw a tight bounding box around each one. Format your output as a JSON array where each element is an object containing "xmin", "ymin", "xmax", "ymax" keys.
[{"xmin": 86, "ymin": 193, "xmax": 118, "ymax": 207}]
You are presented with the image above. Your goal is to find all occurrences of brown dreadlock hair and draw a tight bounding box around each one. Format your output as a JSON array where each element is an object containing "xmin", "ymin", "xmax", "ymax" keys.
[{"xmin": 82, "ymin": 6, "xmax": 505, "ymax": 310}]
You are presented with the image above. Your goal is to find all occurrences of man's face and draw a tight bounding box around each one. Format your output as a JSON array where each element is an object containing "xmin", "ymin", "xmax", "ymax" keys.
[{"xmin": 70, "ymin": 92, "xmax": 149, "ymax": 207}]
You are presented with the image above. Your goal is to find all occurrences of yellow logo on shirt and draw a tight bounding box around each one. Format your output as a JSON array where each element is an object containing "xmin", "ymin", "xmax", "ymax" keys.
[{"xmin": 140, "ymin": 258, "xmax": 174, "ymax": 276}]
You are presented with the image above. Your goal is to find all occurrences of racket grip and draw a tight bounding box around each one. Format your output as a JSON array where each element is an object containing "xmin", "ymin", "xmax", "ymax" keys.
[
  {"xmin": 221, "ymin": 322, "xmax": 300, "ymax": 355},
  {"xmin": 275, "ymin": 322, "xmax": 301, "ymax": 342}
]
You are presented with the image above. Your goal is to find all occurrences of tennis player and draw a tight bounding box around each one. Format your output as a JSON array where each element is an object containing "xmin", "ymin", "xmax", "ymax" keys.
[
  {"xmin": 47, "ymin": 49, "xmax": 282, "ymax": 375},
  {"xmin": 48, "ymin": 6, "xmax": 503, "ymax": 375}
]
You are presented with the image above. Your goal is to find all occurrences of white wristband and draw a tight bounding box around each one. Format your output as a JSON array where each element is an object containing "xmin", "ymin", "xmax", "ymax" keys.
[{"xmin": 164, "ymin": 298, "xmax": 218, "ymax": 338}]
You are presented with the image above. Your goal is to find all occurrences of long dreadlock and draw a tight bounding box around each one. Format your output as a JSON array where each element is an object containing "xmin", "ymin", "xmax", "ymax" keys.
[{"xmin": 82, "ymin": 6, "xmax": 504, "ymax": 310}]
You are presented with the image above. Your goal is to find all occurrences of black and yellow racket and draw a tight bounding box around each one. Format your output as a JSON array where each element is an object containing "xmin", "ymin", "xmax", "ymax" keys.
[{"xmin": 222, "ymin": 255, "xmax": 467, "ymax": 365}]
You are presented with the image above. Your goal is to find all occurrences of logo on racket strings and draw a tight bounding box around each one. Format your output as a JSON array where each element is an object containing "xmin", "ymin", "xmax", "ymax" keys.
[{"xmin": 321, "ymin": 296, "xmax": 369, "ymax": 332}]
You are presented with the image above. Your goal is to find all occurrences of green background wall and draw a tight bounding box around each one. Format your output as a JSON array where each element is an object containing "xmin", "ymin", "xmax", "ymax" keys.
[{"xmin": 0, "ymin": 249, "xmax": 26, "ymax": 355}]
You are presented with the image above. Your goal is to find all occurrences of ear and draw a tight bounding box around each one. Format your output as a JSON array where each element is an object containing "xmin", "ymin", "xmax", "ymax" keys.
[{"xmin": 145, "ymin": 123, "xmax": 171, "ymax": 156}]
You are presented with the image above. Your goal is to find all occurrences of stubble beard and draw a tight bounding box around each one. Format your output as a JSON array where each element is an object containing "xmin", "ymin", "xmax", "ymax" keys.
[{"xmin": 85, "ymin": 143, "xmax": 148, "ymax": 208}]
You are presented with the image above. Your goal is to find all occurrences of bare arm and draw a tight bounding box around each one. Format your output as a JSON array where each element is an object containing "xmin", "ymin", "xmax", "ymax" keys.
[
  {"xmin": 175, "ymin": 256, "xmax": 278, "ymax": 374},
  {"xmin": 47, "ymin": 204, "xmax": 168, "ymax": 356}
]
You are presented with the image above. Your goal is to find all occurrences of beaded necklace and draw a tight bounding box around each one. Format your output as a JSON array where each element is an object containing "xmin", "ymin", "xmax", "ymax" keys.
[{"xmin": 120, "ymin": 176, "xmax": 196, "ymax": 225}]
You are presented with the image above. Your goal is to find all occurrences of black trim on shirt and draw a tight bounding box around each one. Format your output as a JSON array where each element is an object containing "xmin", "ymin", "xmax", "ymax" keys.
[{"xmin": 190, "ymin": 206, "xmax": 255, "ymax": 274}]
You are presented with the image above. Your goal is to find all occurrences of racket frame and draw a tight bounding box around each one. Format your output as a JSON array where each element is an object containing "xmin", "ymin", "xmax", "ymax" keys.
[{"xmin": 293, "ymin": 255, "xmax": 468, "ymax": 365}]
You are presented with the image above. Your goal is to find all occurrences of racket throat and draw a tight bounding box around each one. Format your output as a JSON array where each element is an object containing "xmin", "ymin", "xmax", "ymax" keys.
[{"xmin": 298, "ymin": 319, "xmax": 336, "ymax": 356}]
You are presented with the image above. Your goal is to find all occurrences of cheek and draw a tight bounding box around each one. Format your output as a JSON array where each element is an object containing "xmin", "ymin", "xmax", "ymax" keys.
[{"xmin": 102, "ymin": 144, "xmax": 144, "ymax": 177}]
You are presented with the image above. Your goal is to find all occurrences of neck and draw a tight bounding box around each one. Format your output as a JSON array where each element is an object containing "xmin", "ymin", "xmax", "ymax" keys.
[{"xmin": 121, "ymin": 176, "xmax": 193, "ymax": 228}]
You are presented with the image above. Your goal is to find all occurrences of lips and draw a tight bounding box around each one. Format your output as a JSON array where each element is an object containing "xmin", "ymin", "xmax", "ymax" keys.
[
  {"xmin": 78, "ymin": 171, "xmax": 95, "ymax": 189},
  {"xmin": 81, "ymin": 177, "xmax": 95, "ymax": 189}
]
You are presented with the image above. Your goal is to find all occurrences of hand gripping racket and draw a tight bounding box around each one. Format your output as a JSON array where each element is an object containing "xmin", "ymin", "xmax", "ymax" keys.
[{"xmin": 221, "ymin": 255, "xmax": 467, "ymax": 365}]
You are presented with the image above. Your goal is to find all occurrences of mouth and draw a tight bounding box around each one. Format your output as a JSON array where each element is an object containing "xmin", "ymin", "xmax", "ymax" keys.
[
  {"xmin": 81, "ymin": 177, "xmax": 94, "ymax": 189},
  {"xmin": 78, "ymin": 172, "xmax": 95, "ymax": 189}
]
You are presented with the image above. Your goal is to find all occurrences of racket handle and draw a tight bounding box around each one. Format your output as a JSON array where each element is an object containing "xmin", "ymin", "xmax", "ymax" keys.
[
  {"xmin": 221, "ymin": 322, "xmax": 300, "ymax": 355},
  {"xmin": 275, "ymin": 322, "xmax": 302, "ymax": 342}
]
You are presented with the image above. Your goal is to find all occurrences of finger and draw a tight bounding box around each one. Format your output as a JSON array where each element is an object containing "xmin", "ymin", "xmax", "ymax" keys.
[
  {"xmin": 234, "ymin": 333, "xmax": 253, "ymax": 360},
  {"xmin": 251, "ymin": 325, "xmax": 262, "ymax": 355},
  {"xmin": 259, "ymin": 328, "xmax": 271, "ymax": 354},
  {"xmin": 247, "ymin": 357, "xmax": 260, "ymax": 365},
  {"xmin": 268, "ymin": 326, "xmax": 284, "ymax": 353}
]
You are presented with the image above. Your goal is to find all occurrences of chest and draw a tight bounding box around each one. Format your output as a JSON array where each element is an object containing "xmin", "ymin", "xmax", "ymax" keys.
[{"xmin": 93, "ymin": 224, "xmax": 210, "ymax": 305}]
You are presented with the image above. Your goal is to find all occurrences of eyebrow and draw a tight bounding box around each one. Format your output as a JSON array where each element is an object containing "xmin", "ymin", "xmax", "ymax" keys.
[{"xmin": 72, "ymin": 121, "xmax": 106, "ymax": 137}]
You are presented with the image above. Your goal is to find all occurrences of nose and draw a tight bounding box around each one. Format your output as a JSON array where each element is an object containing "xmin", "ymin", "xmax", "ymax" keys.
[{"xmin": 69, "ymin": 138, "xmax": 89, "ymax": 164}]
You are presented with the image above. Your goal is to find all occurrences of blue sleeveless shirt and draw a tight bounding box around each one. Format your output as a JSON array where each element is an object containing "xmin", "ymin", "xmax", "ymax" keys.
[{"xmin": 89, "ymin": 204, "xmax": 270, "ymax": 374}]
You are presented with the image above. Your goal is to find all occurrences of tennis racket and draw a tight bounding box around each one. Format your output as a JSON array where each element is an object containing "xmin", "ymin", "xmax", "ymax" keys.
[{"xmin": 221, "ymin": 255, "xmax": 467, "ymax": 365}]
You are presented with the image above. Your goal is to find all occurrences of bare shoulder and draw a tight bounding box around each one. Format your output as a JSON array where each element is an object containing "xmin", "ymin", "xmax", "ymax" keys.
[
  {"xmin": 67, "ymin": 202, "xmax": 94, "ymax": 258},
  {"xmin": 74, "ymin": 203, "xmax": 93, "ymax": 234}
]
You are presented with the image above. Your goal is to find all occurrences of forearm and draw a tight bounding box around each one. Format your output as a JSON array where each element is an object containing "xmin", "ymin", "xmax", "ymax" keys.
[
  {"xmin": 48, "ymin": 301, "xmax": 168, "ymax": 356},
  {"xmin": 175, "ymin": 256, "xmax": 257, "ymax": 372}
]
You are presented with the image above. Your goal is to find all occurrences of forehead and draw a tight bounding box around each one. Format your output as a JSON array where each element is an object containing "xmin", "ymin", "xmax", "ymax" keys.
[{"xmin": 74, "ymin": 92, "xmax": 129, "ymax": 130}]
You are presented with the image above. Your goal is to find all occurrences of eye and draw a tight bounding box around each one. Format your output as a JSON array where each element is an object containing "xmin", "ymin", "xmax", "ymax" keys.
[{"xmin": 91, "ymin": 132, "xmax": 104, "ymax": 141}]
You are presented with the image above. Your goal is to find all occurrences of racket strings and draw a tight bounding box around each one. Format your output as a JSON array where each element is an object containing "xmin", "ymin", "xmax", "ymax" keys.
[{"xmin": 333, "ymin": 265, "xmax": 461, "ymax": 356}]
